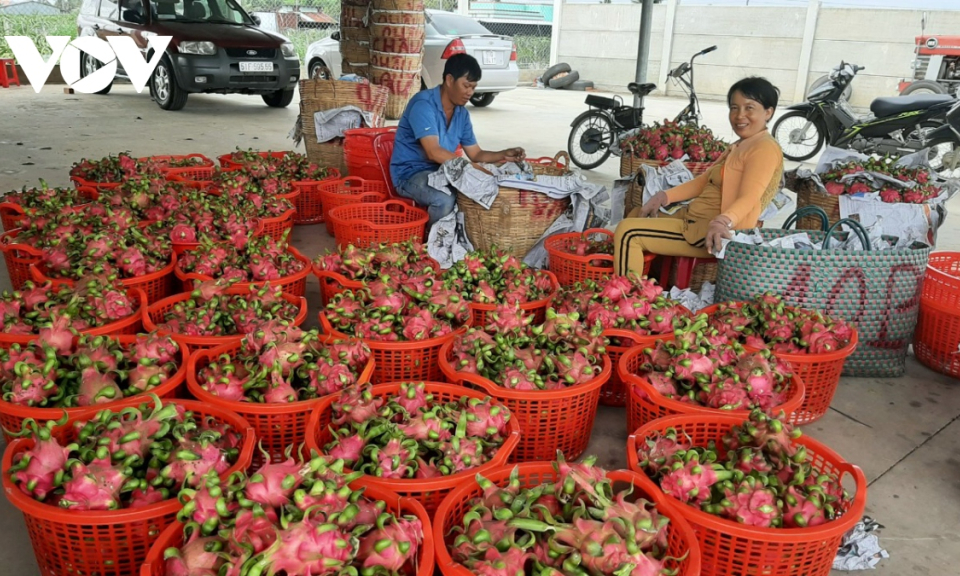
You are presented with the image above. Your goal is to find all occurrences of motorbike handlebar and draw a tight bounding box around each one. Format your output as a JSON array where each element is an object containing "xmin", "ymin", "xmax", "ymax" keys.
[{"xmin": 698, "ymin": 45, "xmax": 718, "ymax": 56}]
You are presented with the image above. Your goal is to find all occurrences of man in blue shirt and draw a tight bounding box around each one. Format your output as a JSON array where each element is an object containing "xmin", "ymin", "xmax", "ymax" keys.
[{"xmin": 390, "ymin": 54, "xmax": 525, "ymax": 225}]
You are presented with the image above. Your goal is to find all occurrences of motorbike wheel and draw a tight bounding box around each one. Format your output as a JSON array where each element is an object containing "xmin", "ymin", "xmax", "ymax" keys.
[
  {"xmin": 772, "ymin": 111, "xmax": 824, "ymax": 161},
  {"xmin": 911, "ymin": 121, "xmax": 960, "ymax": 178},
  {"xmin": 568, "ymin": 111, "xmax": 615, "ymax": 170}
]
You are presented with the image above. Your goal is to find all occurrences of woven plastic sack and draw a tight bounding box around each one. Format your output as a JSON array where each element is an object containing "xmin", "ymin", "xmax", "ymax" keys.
[{"xmin": 716, "ymin": 211, "xmax": 931, "ymax": 377}]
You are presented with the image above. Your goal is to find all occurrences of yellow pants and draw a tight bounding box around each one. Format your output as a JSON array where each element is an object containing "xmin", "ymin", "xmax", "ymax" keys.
[{"xmin": 613, "ymin": 216, "xmax": 711, "ymax": 276}]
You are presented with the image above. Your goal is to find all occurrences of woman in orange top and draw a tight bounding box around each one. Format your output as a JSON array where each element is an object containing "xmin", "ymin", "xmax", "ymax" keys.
[{"xmin": 614, "ymin": 77, "xmax": 785, "ymax": 275}]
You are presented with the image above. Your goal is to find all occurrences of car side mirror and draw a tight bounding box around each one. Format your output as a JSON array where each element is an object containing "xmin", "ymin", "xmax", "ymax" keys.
[
  {"xmin": 122, "ymin": 9, "xmax": 143, "ymax": 24},
  {"xmin": 252, "ymin": 14, "xmax": 261, "ymax": 25},
  {"xmin": 331, "ymin": 31, "xmax": 341, "ymax": 41}
]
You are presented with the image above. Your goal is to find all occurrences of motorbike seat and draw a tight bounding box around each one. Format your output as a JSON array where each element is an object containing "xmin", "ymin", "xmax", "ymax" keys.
[
  {"xmin": 870, "ymin": 94, "xmax": 954, "ymax": 118},
  {"xmin": 628, "ymin": 82, "xmax": 657, "ymax": 97}
]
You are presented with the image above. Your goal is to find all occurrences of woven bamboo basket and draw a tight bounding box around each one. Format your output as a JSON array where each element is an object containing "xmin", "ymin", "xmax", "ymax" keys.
[
  {"xmin": 371, "ymin": 65, "xmax": 421, "ymax": 119},
  {"xmin": 372, "ymin": 0, "xmax": 424, "ymax": 10},
  {"xmin": 457, "ymin": 152, "xmax": 571, "ymax": 258},
  {"xmin": 386, "ymin": 91, "xmax": 417, "ymax": 120},
  {"xmin": 299, "ymin": 79, "xmax": 388, "ymax": 174},
  {"xmin": 342, "ymin": 64, "xmax": 371, "ymax": 79},
  {"xmin": 370, "ymin": 51, "xmax": 423, "ymax": 72},
  {"xmin": 371, "ymin": 23, "xmax": 425, "ymax": 53},
  {"xmin": 370, "ymin": 9, "xmax": 425, "ymax": 25},
  {"xmin": 620, "ymin": 153, "xmax": 715, "ymax": 179},
  {"xmin": 340, "ymin": 4, "xmax": 368, "ymax": 27},
  {"xmin": 341, "ymin": 26, "xmax": 371, "ymax": 43},
  {"xmin": 795, "ymin": 180, "xmax": 842, "ymax": 231},
  {"xmin": 342, "ymin": 39, "xmax": 371, "ymax": 65}
]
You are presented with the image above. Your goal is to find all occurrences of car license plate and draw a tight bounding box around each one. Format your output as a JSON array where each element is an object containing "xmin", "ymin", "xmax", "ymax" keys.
[
  {"xmin": 482, "ymin": 51, "xmax": 498, "ymax": 66},
  {"xmin": 240, "ymin": 61, "xmax": 273, "ymax": 73}
]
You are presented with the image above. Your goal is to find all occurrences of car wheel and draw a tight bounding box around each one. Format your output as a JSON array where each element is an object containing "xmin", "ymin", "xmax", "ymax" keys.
[
  {"xmin": 470, "ymin": 93, "xmax": 496, "ymax": 107},
  {"xmin": 152, "ymin": 56, "xmax": 187, "ymax": 111},
  {"xmin": 263, "ymin": 89, "xmax": 295, "ymax": 108},
  {"xmin": 81, "ymin": 52, "xmax": 112, "ymax": 95},
  {"xmin": 549, "ymin": 71, "xmax": 580, "ymax": 89},
  {"xmin": 309, "ymin": 59, "xmax": 331, "ymax": 80}
]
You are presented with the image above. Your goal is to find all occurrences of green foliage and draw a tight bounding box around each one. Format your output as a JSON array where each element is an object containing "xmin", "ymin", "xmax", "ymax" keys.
[{"xmin": 0, "ymin": 15, "xmax": 77, "ymax": 58}]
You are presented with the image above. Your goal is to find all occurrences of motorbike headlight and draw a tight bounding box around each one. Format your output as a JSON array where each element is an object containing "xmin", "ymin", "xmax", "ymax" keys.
[
  {"xmin": 179, "ymin": 41, "xmax": 217, "ymax": 55},
  {"xmin": 281, "ymin": 42, "xmax": 296, "ymax": 58}
]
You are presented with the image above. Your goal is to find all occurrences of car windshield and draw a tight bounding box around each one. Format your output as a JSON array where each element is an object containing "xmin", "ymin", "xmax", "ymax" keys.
[
  {"xmin": 427, "ymin": 12, "xmax": 493, "ymax": 36},
  {"xmin": 153, "ymin": 0, "xmax": 251, "ymax": 24}
]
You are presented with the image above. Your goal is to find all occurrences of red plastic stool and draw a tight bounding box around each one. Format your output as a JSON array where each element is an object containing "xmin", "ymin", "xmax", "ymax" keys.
[
  {"xmin": 657, "ymin": 255, "xmax": 717, "ymax": 290},
  {"xmin": 0, "ymin": 59, "xmax": 20, "ymax": 88}
]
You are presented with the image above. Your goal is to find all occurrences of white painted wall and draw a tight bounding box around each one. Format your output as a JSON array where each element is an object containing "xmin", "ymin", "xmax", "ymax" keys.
[{"xmin": 554, "ymin": 1, "xmax": 960, "ymax": 108}]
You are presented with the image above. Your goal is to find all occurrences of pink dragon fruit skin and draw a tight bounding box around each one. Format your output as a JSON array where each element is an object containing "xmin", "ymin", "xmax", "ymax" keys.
[
  {"xmin": 326, "ymin": 435, "xmax": 366, "ymax": 464},
  {"xmin": 395, "ymin": 382, "xmax": 428, "ymax": 413},
  {"xmin": 59, "ymin": 457, "xmax": 128, "ymax": 510},
  {"xmin": 251, "ymin": 521, "xmax": 356, "ymax": 575},
  {"xmin": 76, "ymin": 367, "xmax": 123, "ymax": 406},
  {"xmin": 12, "ymin": 435, "xmax": 71, "ymax": 501},
  {"xmin": 399, "ymin": 412, "xmax": 451, "ymax": 443},
  {"xmin": 722, "ymin": 477, "xmax": 783, "ymax": 528},
  {"xmin": 38, "ymin": 315, "xmax": 74, "ymax": 355},
  {"xmin": 245, "ymin": 457, "xmax": 306, "ymax": 508},
  {"xmin": 133, "ymin": 333, "xmax": 180, "ymax": 365},
  {"xmin": 5, "ymin": 368, "xmax": 58, "ymax": 406},
  {"xmin": 659, "ymin": 458, "xmax": 730, "ymax": 505},
  {"xmin": 164, "ymin": 534, "xmax": 224, "ymax": 576},
  {"xmin": 356, "ymin": 516, "xmax": 422, "ymax": 572},
  {"xmin": 464, "ymin": 398, "xmax": 508, "ymax": 437},
  {"xmin": 332, "ymin": 385, "xmax": 383, "ymax": 426}
]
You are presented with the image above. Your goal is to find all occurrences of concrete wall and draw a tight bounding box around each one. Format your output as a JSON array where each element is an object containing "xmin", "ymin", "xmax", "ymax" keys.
[{"xmin": 555, "ymin": 1, "xmax": 960, "ymax": 108}]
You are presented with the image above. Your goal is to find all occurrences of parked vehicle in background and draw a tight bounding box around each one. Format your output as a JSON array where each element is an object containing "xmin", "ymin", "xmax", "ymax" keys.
[
  {"xmin": 773, "ymin": 61, "xmax": 960, "ymax": 174},
  {"xmin": 304, "ymin": 9, "xmax": 518, "ymax": 107},
  {"xmin": 76, "ymin": 0, "xmax": 300, "ymax": 110},
  {"xmin": 899, "ymin": 34, "xmax": 960, "ymax": 96}
]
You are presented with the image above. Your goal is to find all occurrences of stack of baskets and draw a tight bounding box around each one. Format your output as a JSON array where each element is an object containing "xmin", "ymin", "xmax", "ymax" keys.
[
  {"xmin": 457, "ymin": 152, "xmax": 572, "ymax": 259},
  {"xmin": 299, "ymin": 78, "xmax": 389, "ymax": 175},
  {"xmin": 370, "ymin": 0, "xmax": 425, "ymax": 119},
  {"xmin": 623, "ymin": 157, "xmax": 715, "ymax": 215},
  {"xmin": 914, "ymin": 252, "xmax": 960, "ymax": 379},
  {"xmin": 340, "ymin": 0, "xmax": 372, "ymax": 77}
]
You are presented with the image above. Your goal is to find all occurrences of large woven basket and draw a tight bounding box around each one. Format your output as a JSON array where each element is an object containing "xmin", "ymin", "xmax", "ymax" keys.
[
  {"xmin": 340, "ymin": 4, "xmax": 368, "ymax": 27},
  {"xmin": 299, "ymin": 79, "xmax": 388, "ymax": 173},
  {"xmin": 716, "ymin": 216, "xmax": 931, "ymax": 377},
  {"xmin": 341, "ymin": 40, "xmax": 371, "ymax": 66},
  {"xmin": 457, "ymin": 153, "xmax": 571, "ymax": 259},
  {"xmin": 340, "ymin": 25, "xmax": 371, "ymax": 43},
  {"xmin": 371, "ymin": 23, "xmax": 425, "ymax": 53},
  {"xmin": 370, "ymin": 9, "xmax": 425, "ymax": 25},
  {"xmin": 619, "ymin": 152, "xmax": 715, "ymax": 179},
  {"xmin": 372, "ymin": 0, "xmax": 424, "ymax": 11},
  {"xmin": 794, "ymin": 179, "xmax": 842, "ymax": 230},
  {"xmin": 370, "ymin": 51, "xmax": 423, "ymax": 72}
]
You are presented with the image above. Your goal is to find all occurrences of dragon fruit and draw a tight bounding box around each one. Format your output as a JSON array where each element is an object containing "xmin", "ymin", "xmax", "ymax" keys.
[{"xmin": 7, "ymin": 417, "xmax": 71, "ymax": 501}]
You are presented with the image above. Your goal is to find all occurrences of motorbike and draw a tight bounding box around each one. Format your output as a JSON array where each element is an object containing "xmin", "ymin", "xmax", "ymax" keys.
[
  {"xmin": 772, "ymin": 62, "xmax": 960, "ymax": 173},
  {"xmin": 567, "ymin": 46, "xmax": 717, "ymax": 170}
]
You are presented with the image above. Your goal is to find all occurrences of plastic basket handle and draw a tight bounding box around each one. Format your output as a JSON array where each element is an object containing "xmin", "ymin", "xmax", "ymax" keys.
[
  {"xmin": 341, "ymin": 176, "xmax": 368, "ymax": 188},
  {"xmin": 0, "ymin": 202, "xmax": 25, "ymax": 217},
  {"xmin": 553, "ymin": 150, "xmax": 570, "ymax": 169},
  {"xmin": 823, "ymin": 218, "xmax": 870, "ymax": 251},
  {"xmin": 383, "ymin": 199, "xmax": 414, "ymax": 214},
  {"xmin": 354, "ymin": 191, "xmax": 385, "ymax": 203},
  {"xmin": 0, "ymin": 236, "xmax": 43, "ymax": 257},
  {"xmin": 602, "ymin": 328, "xmax": 646, "ymax": 347},
  {"xmin": 782, "ymin": 206, "xmax": 829, "ymax": 231},
  {"xmin": 582, "ymin": 227, "xmax": 614, "ymax": 241}
]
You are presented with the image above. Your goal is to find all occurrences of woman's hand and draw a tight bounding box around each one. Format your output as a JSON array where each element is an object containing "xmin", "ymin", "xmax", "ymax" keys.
[
  {"xmin": 503, "ymin": 147, "xmax": 526, "ymax": 162},
  {"xmin": 705, "ymin": 216, "xmax": 734, "ymax": 255},
  {"xmin": 639, "ymin": 191, "xmax": 669, "ymax": 218}
]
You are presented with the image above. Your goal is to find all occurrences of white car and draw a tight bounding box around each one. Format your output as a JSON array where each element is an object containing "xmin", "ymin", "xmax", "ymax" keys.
[{"xmin": 304, "ymin": 9, "xmax": 519, "ymax": 107}]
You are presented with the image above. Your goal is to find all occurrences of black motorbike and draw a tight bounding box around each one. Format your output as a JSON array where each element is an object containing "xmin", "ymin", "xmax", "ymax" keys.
[
  {"xmin": 772, "ymin": 62, "xmax": 960, "ymax": 172},
  {"xmin": 567, "ymin": 46, "xmax": 717, "ymax": 170}
]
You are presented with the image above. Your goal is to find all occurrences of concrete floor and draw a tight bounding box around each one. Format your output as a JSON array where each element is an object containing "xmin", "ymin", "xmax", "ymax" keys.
[{"xmin": 1, "ymin": 84, "xmax": 959, "ymax": 574}]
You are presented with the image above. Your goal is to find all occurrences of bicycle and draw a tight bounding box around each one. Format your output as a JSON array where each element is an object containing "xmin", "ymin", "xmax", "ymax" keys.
[{"xmin": 567, "ymin": 46, "xmax": 717, "ymax": 170}]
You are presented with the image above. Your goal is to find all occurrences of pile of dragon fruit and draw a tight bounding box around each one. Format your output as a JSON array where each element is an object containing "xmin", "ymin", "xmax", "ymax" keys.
[
  {"xmin": 225, "ymin": 149, "xmax": 333, "ymax": 184},
  {"xmin": 448, "ymin": 457, "xmax": 680, "ymax": 576},
  {"xmin": 196, "ymin": 327, "xmax": 370, "ymax": 403},
  {"xmin": 631, "ymin": 317, "xmax": 793, "ymax": 411},
  {"xmin": 325, "ymin": 279, "xmax": 467, "ymax": 342},
  {"xmin": 142, "ymin": 191, "xmax": 261, "ymax": 247},
  {"xmin": 178, "ymin": 232, "xmax": 306, "ymax": 284},
  {"xmin": 448, "ymin": 306, "xmax": 606, "ymax": 390},
  {"xmin": 8, "ymin": 396, "xmax": 243, "ymax": 510},
  {"xmin": 0, "ymin": 274, "xmax": 138, "ymax": 334},
  {"xmin": 96, "ymin": 175, "xmax": 189, "ymax": 223},
  {"xmin": 1, "ymin": 332, "xmax": 181, "ymax": 408},
  {"xmin": 555, "ymin": 275, "xmax": 691, "ymax": 339},
  {"xmin": 164, "ymin": 455, "xmax": 424, "ymax": 576},
  {"xmin": 315, "ymin": 242, "xmax": 436, "ymax": 285},
  {"xmin": 156, "ymin": 283, "xmax": 300, "ymax": 338},
  {"xmin": 636, "ymin": 410, "xmax": 851, "ymax": 528},
  {"xmin": 70, "ymin": 152, "xmax": 161, "ymax": 185},
  {"xmin": 208, "ymin": 170, "xmax": 298, "ymax": 216},
  {"xmin": 443, "ymin": 248, "xmax": 556, "ymax": 306},
  {"xmin": 820, "ymin": 155, "xmax": 942, "ymax": 204},
  {"xmin": 708, "ymin": 293, "xmax": 855, "ymax": 355},
  {"xmin": 322, "ymin": 382, "xmax": 512, "ymax": 479},
  {"xmin": 153, "ymin": 156, "xmax": 210, "ymax": 170},
  {"xmin": 553, "ymin": 232, "xmax": 613, "ymax": 266},
  {"xmin": 620, "ymin": 120, "xmax": 727, "ymax": 163},
  {"xmin": 1, "ymin": 180, "xmax": 88, "ymax": 216}
]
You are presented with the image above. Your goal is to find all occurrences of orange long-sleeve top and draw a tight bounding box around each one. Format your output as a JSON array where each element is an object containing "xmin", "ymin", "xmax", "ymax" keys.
[{"xmin": 664, "ymin": 130, "xmax": 784, "ymax": 229}]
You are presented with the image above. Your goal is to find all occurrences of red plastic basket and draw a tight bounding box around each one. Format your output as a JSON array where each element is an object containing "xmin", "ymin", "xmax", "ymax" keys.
[
  {"xmin": 620, "ymin": 346, "xmax": 806, "ymax": 435},
  {"xmin": 701, "ymin": 301, "xmax": 858, "ymax": 425},
  {"xmin": 319, "ymin": 177, "xmax": 390, "ymax": 234},
  {"xmin": 434, "ymin": 462, "xmax": 701, "ymax": 576},
  {"xmin": 187, "ymin": 337, "xmax": 374, "ymax": 466},
  {"xmin": 320, "ymin": 314, "xmax": 465, "ymax": 384},
  {"xmin": 290, "ymin": 170, "xmax": 343, "ymax": 225},
  {"xmin": 175, "ymin": 246, "xmax": 311, "ymax": 298},
  {"xmin": 343, "ymin": 127, "xmax": 396, "ymax": 181},
  {"xmin": 468, "ymin": 270, "xmax": 560, "ymax": 327},
  {"xmin": 31, "ymin": 253, "xmax": 177, "ymax": 305},
  {"xmin": 627, "ymin": 414, "xmax": 867, "ymax": 576},
  {"xmin": 216, "ymin": 151, "xmax": 289, "ymax": 170},
  {"xmin": 328, "ymin": 200, "xmax": 428, "ymax": 249},
  {"xmin": 600, "ymin": 328, "xmax": 679, "ymax": 407},
  {"xmin": 0, "ymin": 202, "xmax": 26, "ymax": 233},
  {"xmin": 440, "ymin": 342, "xmax": 610, "ymax": 462},
  {"xmin": 314, "ymin": 268, "xmax": 366, "ymax": 308},
  {"xmin": 139, "ymin": 154, "xmax": 214, "ymax": 175},
  {"xmin": 143, "ymin": 287, "xmax": 308, "ymax": 351},
  {"xmin": 70, "ymin": 175, "xmax": 123, "ymax": 193},
  {"xmin": 258, "ymin": 208, "xmax": 296, "ymax": 242},
  {"xmin": 545, "ymin": 228, "xmax": 615, "ymax": 286},
  {"xmin": 305, "ymin": 382, "xmax": 521, "ymax": 516},
  {"xmin": 166, "ymin": 166, "xmax": 218, "ymax": 190},
  {"xmin": 914, "ymin": 297, "xmax": 960, "ymax": 379},
  {"xmin": 0, "ymin": 230, "xmax": 43, "ymax": 290},
  {"xmin": 2, "ymin": 399, "xmax": 254, "ymax": 576},
  {"xmin": 140, "ymin": 479, "xmax": 434, "ymax": 576},
  {"xmin": 922, "ymin": 252, "xmax": 960, "ymax": 309},
  {"xmin": 0, "ymin": 335, "xmax": 189, "ymax": 444}
]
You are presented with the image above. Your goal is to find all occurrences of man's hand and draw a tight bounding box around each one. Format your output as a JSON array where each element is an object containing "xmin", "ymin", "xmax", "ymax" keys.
[
  {"xmin": 639, "ymin": 191, "xmax": 669, "ymax": 218},
  {"xmin": 502, "ymin": 147, "xmax": 526, "ymax": 162},
  {"xmin": 705, "ymin": 216, "xmax": 734, "ymax": 255}
]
